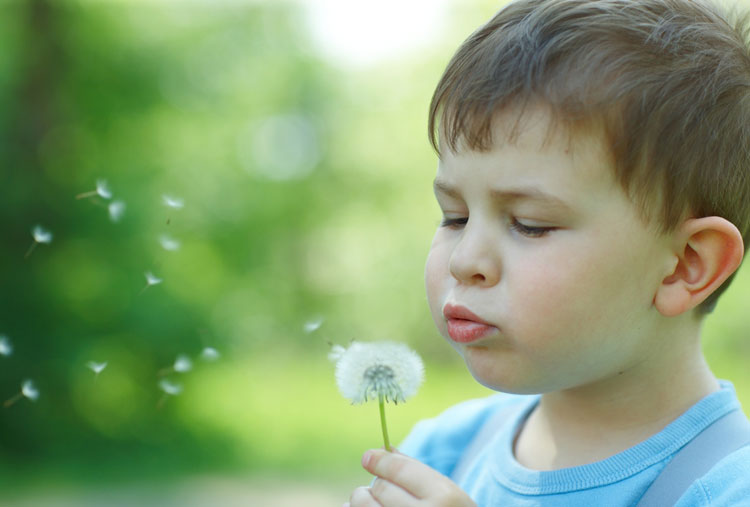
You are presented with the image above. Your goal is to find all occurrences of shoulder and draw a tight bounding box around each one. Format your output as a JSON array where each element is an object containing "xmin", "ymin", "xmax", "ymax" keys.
[
  {"xmin": 676, "ymin": 445, "xmax": 750, "ymax": 506},
  {"xmin": 398, "ymin": 393, "xmax": 530, "ymax": 477}
]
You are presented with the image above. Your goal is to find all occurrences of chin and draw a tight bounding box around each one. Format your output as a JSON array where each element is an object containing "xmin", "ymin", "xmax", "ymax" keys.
[{"xmin": 463, "ymin": 348, "xmax": 546, "ymax": 395}]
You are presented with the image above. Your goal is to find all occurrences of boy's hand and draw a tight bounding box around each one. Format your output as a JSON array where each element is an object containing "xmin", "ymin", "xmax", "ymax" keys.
[{"xmin": 346, "ymin": 448, "xmax": 477, "ymax": 507}]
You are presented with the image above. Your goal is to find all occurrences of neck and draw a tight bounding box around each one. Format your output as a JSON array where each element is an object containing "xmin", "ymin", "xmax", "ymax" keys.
[{"xmin": 514, "ymin": 326, "xmax": 718, "ymax": 470}]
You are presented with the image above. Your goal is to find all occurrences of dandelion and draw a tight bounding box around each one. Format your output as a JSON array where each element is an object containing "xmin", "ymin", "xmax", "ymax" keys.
[
  {"xmin": 0, "ymin": 335, "xmax": 12, "ymax": 357},
  {"xmin": 330, "ymin": 341, "xmax": 424, "ymax": 451},
  {"xmin": 25, "ymin": 225, "xmax": 53, "ymax": 258},
  {"xmin": 87, "ymin": 360, "xmax": 108, "ymax": 380},
  {"xmin": 303, "ymin": 316, "xmax": 324, "ymax": 334},
  {"xmin": 76, "ymin": 179, "xmax": 112, "ymax": 200},
  {"xmin": 157, "ymin": 379, "xmax": 183, "ymax": 408},
  {"xmin": 108, "ymin": 200, "xmax": 126, "ymax": 223},
  {"xmin": 159, "ymin": 235, "xmax": 180, "ymax": 252},
  {"xmin": 4, "ymin": 379, "xmax": 39, "ymax": 408},
  {"xmin": 159, "ymin": 354, "xmax": 192, "ymax": 376},
  {"xmin": 200, "ymin": 347, "xmax": 220, "ymax": 361}
]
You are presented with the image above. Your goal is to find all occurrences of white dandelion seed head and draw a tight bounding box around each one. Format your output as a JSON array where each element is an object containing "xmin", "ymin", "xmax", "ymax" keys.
[
  {"xmin": 21, "ymin": 379, "xmax": 39, "ymax": 401},
  {"xmin": 0, "ymin": 335, "xmax": 12, "ymax": 356},
  {"xmin": 173, "ymin": 354, "xmax": 192, "ymax": 373},
  {"xmin": 303, "ymin": 317, "xmax": 324, "ymax": 334},
  {"xmin": 108, "ymin": 200, "xmax": 126, "ymax": 222},
  {"xmin": 333, "ymin": 341, "xmax": 424, "ymax": 404},
  {"xmin": 87, "ymin": 360, "xmax": 108, "ymax": 375},
  {"xmin": 162, "ymin": 194, "xmax": 184, "ymax": 209},
  {"xmin": 327, "ymin": 344, "xmax": 346, "ymax": 363},
  {"xmin": 96, "ymin": 179, "xmax": 112, "ymax": 199},
  {"xmin": 32, "ymin": 225, "xmax": 52, "ymax": 244},
  {"xmin": 200, "ymin": 347, "xmax": 220, "ymax": 361},
  {"xmin": 159, "ymin": 235, "xmax": 181, "ymax": 251},
  {"xmin": 159, "ymin": 379, "xmax": 182, "ymax": 396},
  {"xmin": 145, "ymin": 271, "xmax": 163, "ymax": 286}
]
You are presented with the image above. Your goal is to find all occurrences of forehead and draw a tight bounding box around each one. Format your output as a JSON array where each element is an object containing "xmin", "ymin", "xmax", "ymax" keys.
[{"xmin": 436, "ymin": 106, "xmax": 616, "ymax": 190}]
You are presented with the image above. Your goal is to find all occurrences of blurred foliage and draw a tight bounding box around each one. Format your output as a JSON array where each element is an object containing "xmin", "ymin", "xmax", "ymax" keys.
[{"xmin": 0, "ymin": 0, "xmax": 749, "ymax": 499}]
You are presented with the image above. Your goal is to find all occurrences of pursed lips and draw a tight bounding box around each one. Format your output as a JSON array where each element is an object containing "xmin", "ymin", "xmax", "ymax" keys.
[{"xmin": 443, "ymin": 304, "xmax": 496, "ymax": 343}]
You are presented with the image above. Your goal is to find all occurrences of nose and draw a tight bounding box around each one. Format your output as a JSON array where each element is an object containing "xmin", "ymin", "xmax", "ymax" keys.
[{"xmin": 448, "ymin": 220, "xmax": 501, "ymax": 287}]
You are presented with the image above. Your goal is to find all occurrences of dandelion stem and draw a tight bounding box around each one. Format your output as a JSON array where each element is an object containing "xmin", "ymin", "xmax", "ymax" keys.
[
  {"xmin": 156, "ymin": 393, "xmax": 167, "ymax": 410},
  {"xmin": 24, "ymin": 241, "xmax": 37, "ymax": 259},
  {"xmin": 76, "ymin": 190, "xmax": 97, "ymax": 199},
  {"xmin": 157, "ymin": 366, "xmax": 174, "ymax": 377},
  {"xmin": 3, "ymin": 392, "xmax": 22, "ymax": 408},
  {"xmin": 378, "ymin": 393, "xmax": 391, "ymax": 452}
]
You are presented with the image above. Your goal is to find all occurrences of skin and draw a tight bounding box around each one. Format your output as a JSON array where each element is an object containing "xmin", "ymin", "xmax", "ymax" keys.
[{"xmin": 347, "ymin": 107, "xmax": 743, "ymax": 505}]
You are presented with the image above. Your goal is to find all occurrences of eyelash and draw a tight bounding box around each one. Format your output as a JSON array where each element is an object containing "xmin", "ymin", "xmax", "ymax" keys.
[{"xmin": 440, "ymin": 216, "xmax": 554, "ymax": 238}]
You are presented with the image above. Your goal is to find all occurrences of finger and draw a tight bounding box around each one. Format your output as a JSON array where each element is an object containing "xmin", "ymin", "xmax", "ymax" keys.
[
  {"xmin": 362, "ymin": 449, "xmax": 447, "ymax": 498},
  {"xmin": 349, "ymin": 486, "xmax": 381, "ymax": 507},
  {"xmin": 369, "ymin": 477, "xmax": 419, "ymax": 506}
]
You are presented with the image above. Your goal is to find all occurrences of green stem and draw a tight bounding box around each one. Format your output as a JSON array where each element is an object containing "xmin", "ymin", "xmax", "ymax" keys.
[{"xmin": 378, "ymin": 393, "xmax": 391, "ymax": 451}]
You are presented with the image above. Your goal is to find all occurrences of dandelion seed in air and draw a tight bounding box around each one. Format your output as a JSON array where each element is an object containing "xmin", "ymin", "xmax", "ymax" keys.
[
  {"xmin": 157, "ymin": 379, "xmax": 182, "ymax": 408},
  {"xmin": 162, "ymin": 194, "xmax": 184, "ymax": 225},
  {"xmin": 76, "ymin": 179, "xmax": 112, "ymax": 200},
  {"xmin": 162, "ymin": 195, "xmax": 184, "ymax": 209},
  {"xmin": 25, "ymin": 225, "xmax": 53, "ymax": 258},
  {"xmin": 108, "ymin": 200, "xmax": 126, "ymax": 223},
  {"xmin": 139, "ymin": 271, "xmax": 163, "ymax": 295},
  {"xmin": 158, "ymin": 354, "xmax": 192, "ymax": 376},
  {"xmin": 330, "ymin": 341, "xmax": 424, "ymax": 451},
  {"xmin": 0, "ymin": 335, "xmax": 12, "ymax": 357},
  {"xmin": 4, "ymin": 379, "xmax": 40, "ymax": 408},
  {"xmin": 159, "ymin": 235, "xmax": 180, "ymax": 252},
  {"xmin": 200, "ymin": 347, "xmax": 220, "ymax": 361},
  {"xmin": 87, "ymin": 360, "xmax": 108, "ymax": 381},
  {"xmin": 303, "ymin": 317, "xmax": 324, "ymax": 334},
  {"xmin": 174, "ymin": 354, "xmax": 192, "ymax": 372}
]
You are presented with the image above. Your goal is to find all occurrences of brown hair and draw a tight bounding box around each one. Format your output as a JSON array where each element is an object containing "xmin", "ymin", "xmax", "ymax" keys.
[{"xmin": 429, "ymin": 0, "xmax": 750, "ymax": 313}]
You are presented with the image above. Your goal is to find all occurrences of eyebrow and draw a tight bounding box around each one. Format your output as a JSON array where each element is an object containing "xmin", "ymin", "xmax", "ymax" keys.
[{"xmin": 433, "ymin": 179, "xmax": 574, "ymax": 212}]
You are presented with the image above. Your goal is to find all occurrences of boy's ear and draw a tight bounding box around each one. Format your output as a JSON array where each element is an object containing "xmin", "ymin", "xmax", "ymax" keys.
[{"xmin": 654, "ymin": 217, "xmax": 744, "ymax": 317}]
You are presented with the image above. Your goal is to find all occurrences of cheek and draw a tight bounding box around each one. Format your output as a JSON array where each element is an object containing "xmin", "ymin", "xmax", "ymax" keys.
[{"xmin": 425, "ymin": 237, "xmax": 451, "ymax": 322}]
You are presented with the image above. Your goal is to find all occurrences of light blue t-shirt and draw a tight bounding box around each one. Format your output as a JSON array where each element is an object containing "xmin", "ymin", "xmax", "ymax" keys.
[{"xmin": 399, "ymin": 381, "xmax": 750, "ymax": 506}]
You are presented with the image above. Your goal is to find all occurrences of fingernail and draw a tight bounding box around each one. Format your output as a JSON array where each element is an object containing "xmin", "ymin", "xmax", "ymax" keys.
[{"xmin": 362, "ymin": 450, "xmax": 372, "ymax": 468}]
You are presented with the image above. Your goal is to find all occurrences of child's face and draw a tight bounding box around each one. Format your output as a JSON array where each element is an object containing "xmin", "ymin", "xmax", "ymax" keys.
[{"xmin": 425, "ymin": 108, "xmax": 675, "ymax": 394}]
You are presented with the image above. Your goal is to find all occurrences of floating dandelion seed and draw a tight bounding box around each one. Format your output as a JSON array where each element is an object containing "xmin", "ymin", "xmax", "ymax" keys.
[
  {"xmin": 25, "ymin": 225, "xmax": 53, "ymax": 258},
  {"xmin": 330, "ymin": 341, "xmax": 424, "ymax": 451},
  {"xmin": 158, "ymin": 354, "xmax": 192, "ymax": 376},
  {"xmin": 173, "ymin": 354, "xmax": 192, "ymax": 373},
  {"xmin": 76, "ymin": 179, "xmax": 112, "ymax": 200},
  {"xmin": 162, "ymin": 194, "xmax": 184, "ymax": 209},
  {"xmin": 157, "ymin": 379, "xmax": 183, "ymax": 408},
  {"xmin": 159, "ymin": 235, "xmax": 181, "ymax": 251},
  {"xmin": 159, "ymin": 379, "xmax": 183, "ymax": 395},
  {"xmin": 200, "ymin": 347, "xmax": 220, "ymax": 361},
  {"xmin": 162, "ymin": 194, "xmax": 184, "ymax": 225},
  {"xmin": 145, "ymin": 271, "xmax": 162, "ymax": 286},
  {"xmin": 87, "ymin": 361, "xmax": 108, "ymax": 378},
  {"xmin": 4, "ymin": 379, "xmax": 39, "ymax": 408},
  {"xmin": 108, "ymin": 200, "xmax": 126, "ymax": 223},
  {"xmin": 139, "ymin": 271, "xmax": 163, "ymax": 295},
  {"xmin": 32, "ymin": 225, "xmax": 53, "ymax": 244},
  {"xmin": 303, "ymin": 317, "xmax": 324, "ymax": 334},
  {"xmin": 0, "ymin": 335, "xmax": 12, "ymax": 357}
]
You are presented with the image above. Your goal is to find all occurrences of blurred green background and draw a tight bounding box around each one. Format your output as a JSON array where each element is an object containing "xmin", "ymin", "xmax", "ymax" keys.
[{"xmin": 1, "ymin": 0, "xmax": 749, "ymax": 505}]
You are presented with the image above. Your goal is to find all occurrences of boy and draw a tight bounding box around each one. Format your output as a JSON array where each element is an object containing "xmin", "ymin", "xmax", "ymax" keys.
[{"xmin": 347, "ymin": 0, "xmax": 750, "ymax": 505}]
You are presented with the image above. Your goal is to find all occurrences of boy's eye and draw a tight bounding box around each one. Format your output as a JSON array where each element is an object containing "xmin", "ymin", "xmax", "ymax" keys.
[
  {"xmin": 510, "ymin": 217, "xmax": 555, "ymax": 238},
  {"xmin": 440, "ymin": 217, "xmax": 468, "ymax": 228}
]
